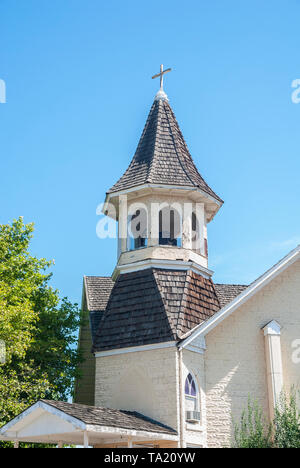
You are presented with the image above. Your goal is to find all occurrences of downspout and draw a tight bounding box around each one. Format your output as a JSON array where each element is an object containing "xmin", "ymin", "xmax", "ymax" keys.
[{"xmin": 178, "ymin": 348, "xmax": 185, "ymax": 448}]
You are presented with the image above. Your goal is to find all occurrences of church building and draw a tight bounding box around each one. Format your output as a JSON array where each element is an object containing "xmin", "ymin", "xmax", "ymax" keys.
[{"xmin": 1, "ymin": 67, "xmax": 299, "ymax": 448}]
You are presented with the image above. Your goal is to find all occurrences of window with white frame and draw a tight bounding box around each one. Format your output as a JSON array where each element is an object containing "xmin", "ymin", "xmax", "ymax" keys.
[{"xmin": 185, "ymin": 373, "xmax": 198, "ymax": 412}]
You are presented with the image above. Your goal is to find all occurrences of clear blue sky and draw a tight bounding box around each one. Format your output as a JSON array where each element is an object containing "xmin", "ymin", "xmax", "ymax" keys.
[{"xmin": 1, "ymin": 0, "xmax": 300, "ymax": 304}]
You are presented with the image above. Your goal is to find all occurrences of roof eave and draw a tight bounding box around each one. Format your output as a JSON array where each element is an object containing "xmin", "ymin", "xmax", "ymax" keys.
[{"xmin": 103, "ymin": 183, "xmax": 223, "ymax": 221}]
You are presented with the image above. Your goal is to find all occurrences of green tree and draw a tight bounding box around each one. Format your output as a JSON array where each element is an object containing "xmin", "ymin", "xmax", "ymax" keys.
[
  {"xmin": 233, "ymin": 397, "xmax": 273, "ymax": 448},
  {"xmin": 0, "ymin": 218, "xmax": 82, "ymax": 445}
]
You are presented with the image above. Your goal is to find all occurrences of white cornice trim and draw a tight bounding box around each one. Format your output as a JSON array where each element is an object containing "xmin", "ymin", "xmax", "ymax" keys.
[
  {"xmin": 179, "ymin": 245, "xmax": 300, "ymax": 350},
  {"xmin": 104, "ymin": 183, "xmax": 222, "ymax": 208},
  {"xmin": 85, "ymin": 424, "xmax": 178, "ymax": 441},
  {"xmin": 263, "ymin": 320, "xmax": 281, "ymax": 336},
  {"xmin": 95, "ymin": 341, "xmax": 177, "ymax": 358},
  {"xmin": 115, "ymin": 258, "xmax": 213, "ymax": 278},
  {"xmin": 0, "ymin": 401, "xmax": 86, "ymax": 435},
  {"xmin": 185, "ymin": 345, "xmax": 205, "ymax": 355}
]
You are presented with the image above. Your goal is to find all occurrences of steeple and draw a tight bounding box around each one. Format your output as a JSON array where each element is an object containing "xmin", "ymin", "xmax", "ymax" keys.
[
  {"xmin": 108, "ymin": 97, "xmax": 222, "ymax": 204},
  {"xmin": 103, "ymin": 68, "xmax": 223, "ymax": 280},
  {"xmin": 94, "ymin": 69, "xmax": 224, "ymax": 352}
]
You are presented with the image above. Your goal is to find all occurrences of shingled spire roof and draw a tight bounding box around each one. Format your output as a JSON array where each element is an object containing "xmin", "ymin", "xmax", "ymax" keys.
[{"xmin": 108, "ymin": 98, "xmax": 222, "ymax": 203}]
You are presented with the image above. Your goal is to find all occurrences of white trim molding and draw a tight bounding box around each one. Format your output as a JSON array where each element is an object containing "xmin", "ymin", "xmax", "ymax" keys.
[
  {"xmin": 95, "ymin": 341, "xmax": 177, "ymax": 358},
  {"xmin": 115, "ymin": 258, "xmax": 213, "ymax": 279},
  {"xmin": 105, "ymin": 183, "xmax": 223, "ymax": 208},
  {"xmin": 185, "ymin": 336, "xmax": 207, "ymax": 354},
  {"xmin": 179, "ymin": 245, "xmax": 300, "ymax": 350},
  {"xmin": 263, "ymin": 320, "xmax": 281, "ymax": 336},
  {"xmin": 0, "ymin": 400, "xmax": 86, "ymax": 436}
]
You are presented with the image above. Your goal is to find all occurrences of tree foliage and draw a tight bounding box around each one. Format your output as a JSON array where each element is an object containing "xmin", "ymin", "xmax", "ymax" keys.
[
  {"xmin": 233, "ymin": 397, "xmax": 273, "ymax": 448},
  {"xmin": 233, "ymin": 389, "xmax": 300, "ymax": 448},
  {"xmin": 274, "ymin": 388, "xmax": 300, "ymax": 448},
  {"xmin": 0, "ymin": 218, "xmax": 82, "ymax": 445}
]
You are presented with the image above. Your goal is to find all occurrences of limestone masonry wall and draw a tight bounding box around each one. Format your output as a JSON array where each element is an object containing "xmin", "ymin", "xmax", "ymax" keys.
[
  {"xmin": 95, "ymin": 346, "xmax": 180, "ymax": 434},
  {"xmin": 205, "ymin": 259, "xmax": 300, "ymax": 447}
]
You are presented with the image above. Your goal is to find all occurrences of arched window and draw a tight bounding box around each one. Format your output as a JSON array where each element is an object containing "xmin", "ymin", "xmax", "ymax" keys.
[
  {"xmin": 185, "ymin": 373, "xmax": 198, "ymax": 411},
  {"xmin": 159, "ymin": 207, "xmax": 181, "ymax": 247},
  {"xmin": 128, "ymin": 209, "xmax": 148, "ymax": 250},
  {"xmin": 191, "ymin": 212, "xmax": 200, "ymax": 253}
]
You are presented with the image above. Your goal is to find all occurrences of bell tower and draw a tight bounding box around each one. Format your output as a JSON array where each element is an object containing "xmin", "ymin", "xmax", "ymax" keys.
[
  {"xmin": 103, "ymin": 65, "xmax": 223, "ymax": 280},
  {"xmin": 92, "ymin": 69, "xmax": 223, "ymax": 441}
]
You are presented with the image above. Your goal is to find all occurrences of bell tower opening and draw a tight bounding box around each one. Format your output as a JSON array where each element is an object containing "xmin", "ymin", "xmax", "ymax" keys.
[
  {"xmin": 159, "ymin": 207, "xmax": 182, "ymax": 247},
  {"xmin": 128, "ymin": 208, "xmax": 148, "ymax": 251}
]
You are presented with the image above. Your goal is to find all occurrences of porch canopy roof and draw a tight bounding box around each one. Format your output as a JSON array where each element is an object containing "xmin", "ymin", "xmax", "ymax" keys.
[{"xmin": 0, "ymin": 400, "xmax": 178, "ymax": 447}]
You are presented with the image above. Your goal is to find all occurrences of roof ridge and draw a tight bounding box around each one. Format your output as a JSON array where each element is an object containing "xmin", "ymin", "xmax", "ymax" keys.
[
  {"xmin": 215, "ymin": 283, "xmax": 248, "ymax": 287},
  {"xmin": 85, "ymin": 275, "xmax": 113, "ymax": 279},
  {"xmin": 152, "ymin": 269, "xmax": 180, "ymax": 341},
  {"xmin": 145, "ymin": 100, "xmax": 160, "ymax": 183},
  {"xmin": 162, "ymin": 100, "xmax": 196, "ymax": 187},
  {"xmin": 92, "ymin": 276, "xmax": 118, "ymax": 351}
]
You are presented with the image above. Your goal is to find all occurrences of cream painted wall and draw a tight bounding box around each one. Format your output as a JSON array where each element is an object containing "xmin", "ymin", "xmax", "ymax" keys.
[
  {"xmin": 95, "ymin": 347, "xmax": 181, "ymax": 434},
  {"xmin": 204, "ymin": 258, "xmax": 300, "ymax": 447}
]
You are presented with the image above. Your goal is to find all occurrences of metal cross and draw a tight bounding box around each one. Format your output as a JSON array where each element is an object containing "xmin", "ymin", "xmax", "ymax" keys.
[{"xmin": 152, "ymin": 64, "xmax": 172, "ymax": 90}]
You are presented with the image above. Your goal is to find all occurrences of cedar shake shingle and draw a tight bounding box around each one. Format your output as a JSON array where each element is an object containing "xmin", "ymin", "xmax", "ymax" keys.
[
  {"xmin": 84, "ymin": 276, "xmax": 114, "ymax": 311},
  {"xmin": 84, "ymin": 273, "xmax": 248, "ymax": 353},
  {"xmin": 108, "ymin": 99, "xmax": 222, "ymax": 203},
  {"xmin": 92, "ymin": 268, "xmax": 221, "ymax": 352},
  {"xmin": 214, "ymin": 284, "xmax": 248, "ymax": 309},
  {"xmin": 84, "ymin": 276, "xmax": 115, "ymax": 343}
]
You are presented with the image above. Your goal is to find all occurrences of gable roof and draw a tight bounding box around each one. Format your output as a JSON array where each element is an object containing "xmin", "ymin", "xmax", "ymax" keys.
[
  {"xmin": 108, "ymin": 98, "xmax": 222, "ymax": 203},
  {"xmin": 92, "ymin": 268, "xmax": 221, "ymax": 353},
  {"xmin": 179, "ymin": 245, "xmax": 300, "ymax": 350},
  {"xmin": 214, "ymin": 284, "xmax": 248, "ymax": 308}
]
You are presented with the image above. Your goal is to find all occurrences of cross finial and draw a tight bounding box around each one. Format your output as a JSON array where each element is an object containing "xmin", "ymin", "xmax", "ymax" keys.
[{"xmin": 152, "ymin": 64, "xmax": 172, "ymax": 91}]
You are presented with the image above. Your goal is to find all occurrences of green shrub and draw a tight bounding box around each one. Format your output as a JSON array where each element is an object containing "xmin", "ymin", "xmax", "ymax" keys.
[
  {"xmin": 274, "ymin": 389, "xmax": 300, "ymax": 448},
  {"xmin": 233, "ymin": 389, "xmax": 300, "ymax": 448},
  {"xmin": 233, "ymin": 397, "xmax": 273, "ymax": 448}
]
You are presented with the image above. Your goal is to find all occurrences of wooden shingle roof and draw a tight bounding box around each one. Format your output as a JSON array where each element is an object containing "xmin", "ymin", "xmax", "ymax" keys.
[
  {"xmin": 108, "ymin": 98, "xmax": 222, "ymax": 203},
  {"xmin": 84, "ymin": 273, "xmax": 248, "ymax": 353},
  {"xmin": 92, "ymin": 269, "xmax": 221, "ymax": 352},
  {"xmin": 214, "ymin": 283, "xmax": 248, "ymax": 309},
  {"xmin": 84, "ymin": 276, "xmax": 115, "ymax": 344},
  {"xmin": 40, "ymin": 400, "xmax": 177, "ymax": 435},
  {"xmin": 84, "ymin": 276, "xmax": 114, "ymax": 311}
]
